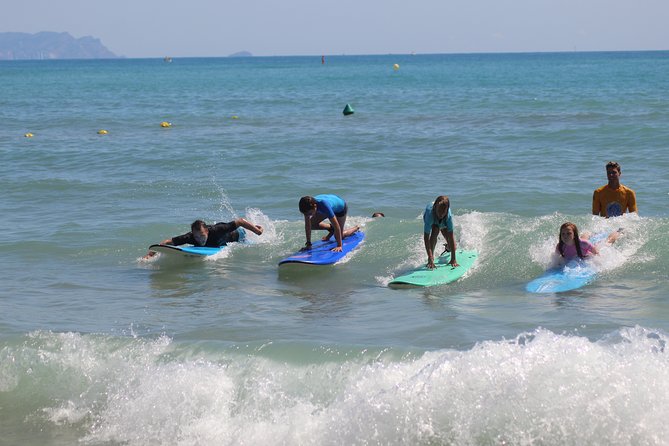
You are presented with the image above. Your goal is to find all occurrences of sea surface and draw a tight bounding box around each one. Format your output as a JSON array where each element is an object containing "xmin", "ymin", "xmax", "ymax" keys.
[{"xmin": 1, "ymin": 52, "xmax": 669, "ymax": 445}]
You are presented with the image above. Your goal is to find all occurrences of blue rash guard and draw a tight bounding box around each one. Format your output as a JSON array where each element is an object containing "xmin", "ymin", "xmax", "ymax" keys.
[
  {"xmin": 423, "ymin": 204, "xmax": 453, "ymax": 234},
  {"xmin": 314, "ymin": 194, "xmax": 347, "ymax": 218}
]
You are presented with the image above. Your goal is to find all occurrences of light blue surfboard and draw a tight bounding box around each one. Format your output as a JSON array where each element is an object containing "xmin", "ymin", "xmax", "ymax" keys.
[
  {"xmin": 279, "ymin": 231, "xmax": 365, "ymax": 266},
  {"xmin": 149, "ymin": 244, "xmax": 225, "ymax": 258},
  {"xmin": 525, "ymin": 259, "xmax": 598, "ymax": 293},
  {"xmin": 525, "ymin": 231, "xmax": 610, "ymax": 293}
]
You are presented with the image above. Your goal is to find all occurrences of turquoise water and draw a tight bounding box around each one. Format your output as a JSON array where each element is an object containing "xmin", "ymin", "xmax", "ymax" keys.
[{"xmin": 2, "ymin": 52, "xmax": 669, "ymax": 445}]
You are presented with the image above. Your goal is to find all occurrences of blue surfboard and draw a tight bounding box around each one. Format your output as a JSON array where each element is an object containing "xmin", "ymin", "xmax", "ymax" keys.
[
  {"xmin": 279, "ymin": 231, "xmax": 365, "ymax": 266},
  {"xmin": 525, "ymin": 231, "xmax": 611, "ymax": 293},
  {"xmin": 525, "ymin": 259, "xmax": 598, "ymax": 293},
  {"xmin": 149, "ymin": 244, "xmax": 225, "ymax": 258}
]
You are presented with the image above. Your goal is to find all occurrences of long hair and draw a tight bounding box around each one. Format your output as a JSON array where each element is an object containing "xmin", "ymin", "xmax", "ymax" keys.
[
  {"xmin": 558, "ymin": 222, "xmax": 584, "ymax": 258},
  {"xmin": 432, "ymin": 195, "xmax": 450, "ymax": 219}
]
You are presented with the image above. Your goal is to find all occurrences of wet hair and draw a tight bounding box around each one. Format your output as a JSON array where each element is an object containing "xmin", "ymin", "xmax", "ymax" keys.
[
  {"xmin": 191, "ymin": 219, "xmax": 207, "ymax": 232},
  {"xmin": 432, "ymin": 195, "xmax": 450, "ymax": 218},
  {"xmin": 433, "ymin": 195, "xmax": 450, "ymax": 208},
  {"xmin": 298, "ymin": 196, "xmax": 316, "ymax": 214},
  {"xmin": 371, "ymin": 212, "xmax": 385, "ymax": 218},
  {"xmin": 558, "ymin": 222, "xmax": 584, "ymax": 258},
  {"xmin": 606, "ymin": 161, "xmax": 621, "ymax": 173}
]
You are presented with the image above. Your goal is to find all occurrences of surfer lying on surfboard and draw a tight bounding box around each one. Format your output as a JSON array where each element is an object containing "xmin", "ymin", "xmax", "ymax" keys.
[
  {"xmin": 298, "ymin": 194, "xmax": 359, "ymax": 253},
  {"xmin": 554, "ymin": 222, "xmax": 621, "ymax": 266},
  {"xmin": 423, "ymin": 195, "xmax": 458, "ymax": 269},
  {"xmin": 143, "ymin": 218, "xmax": 263, "ymax": 259}
]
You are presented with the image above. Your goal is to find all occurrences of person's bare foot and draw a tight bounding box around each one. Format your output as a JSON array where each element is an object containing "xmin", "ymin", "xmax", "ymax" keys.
[{"xmin": 343, "ymin": 225, "xmax": 360, "ymax": 238}]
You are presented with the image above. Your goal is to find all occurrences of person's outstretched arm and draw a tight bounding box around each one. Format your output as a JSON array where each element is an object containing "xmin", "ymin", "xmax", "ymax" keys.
[
  {"xmin": 234, "ymin": 218, "xmax": 263, "ymax": 236},
  {"xmin": 329, "ymin": 217, "xmax": 343, "ymax": 252},
  {"xmin": 301, "ymin": 214, "xmax": 312, "ymax": 250},
  {"xmin": 143, "ymin": 238, "xmax": 173, "ymax": 259},
  {"xmin": 446, "ymin": 230, "xmax": 458, "ymax": 267}
]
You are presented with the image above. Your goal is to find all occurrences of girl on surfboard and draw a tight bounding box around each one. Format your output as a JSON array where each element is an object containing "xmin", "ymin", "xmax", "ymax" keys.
[
  {"xmin": 299, "ymin": 194, "xmax": 359, "ymax": 252},
  {"xmin": 423, "ymin": 195, "xmax": 458, "ymax": 269},
  {"xmin": 556, "ymin": 222, "xmax": 599, "ymax": 262},
  {"xmin": 555, "ymin": 222, "xmax": 621, "ymax": 265}
]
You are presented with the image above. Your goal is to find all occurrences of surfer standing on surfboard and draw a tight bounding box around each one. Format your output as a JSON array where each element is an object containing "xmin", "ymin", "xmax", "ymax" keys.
[
  {"xmin": 299, "ymin": 194, "xmax": 359, "ymax": 253},
  {"xmin": 423, "ymin": 195, "xmax": 458, "ymax": 269},
  {"xmin": 143, "ymin": 218, "xmax": 263, "ymax": 259}
]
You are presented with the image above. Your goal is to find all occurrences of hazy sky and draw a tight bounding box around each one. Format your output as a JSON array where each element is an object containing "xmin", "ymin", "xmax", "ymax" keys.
[{"xmin": 3, "ymin": 0, "xmax": 668, "ymax": 58}]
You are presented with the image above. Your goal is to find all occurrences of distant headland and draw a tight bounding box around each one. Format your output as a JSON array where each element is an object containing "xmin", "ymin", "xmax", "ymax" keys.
[
  {"xmin": 0, "ymin": 32, "xmax": 118, "ymax": 60},
  {"xmin": 229, "ymin": 51, "xmax": 253, "ymax": 58}
]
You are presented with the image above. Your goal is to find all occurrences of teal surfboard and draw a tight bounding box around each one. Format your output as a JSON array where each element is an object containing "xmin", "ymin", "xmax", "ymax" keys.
[
  {"xmin": 389, "ymin": 250, "xmax": 478, "ymax": 287},
  {"xmin": 149, "ymin": 244, "xmax": 224, "ymax": 258}
]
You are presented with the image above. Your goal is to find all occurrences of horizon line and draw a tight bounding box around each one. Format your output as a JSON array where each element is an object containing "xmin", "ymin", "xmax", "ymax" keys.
[{"xmin": 2, "ymin": 48, "xmax": 668, "ymax": 62}]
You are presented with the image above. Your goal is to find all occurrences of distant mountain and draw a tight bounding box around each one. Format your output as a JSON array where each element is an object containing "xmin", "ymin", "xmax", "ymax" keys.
[
  {"xmin": 229, "ymin": 51, "xmax": 253, "ymax": 58},
  {"xmin": 0, "ymin": 32, "xmax": 118, "ymax": 60}
]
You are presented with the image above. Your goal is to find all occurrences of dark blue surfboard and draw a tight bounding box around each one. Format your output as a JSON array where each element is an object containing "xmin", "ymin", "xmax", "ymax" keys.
[
  {"xmin": 279, "ymin": 231, "xmax": 365, "ymax": 266},
  {"xmin": 149, "ymin": 244, "xmax": 224, "ymax": 258}
]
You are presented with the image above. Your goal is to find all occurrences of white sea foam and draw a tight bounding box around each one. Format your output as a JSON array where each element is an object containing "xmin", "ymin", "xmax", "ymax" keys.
[
  {"xmin": 3, "ymin": 327, "xmax": 669, "ymax": 445},
  {"xmin": 241, "ymin": 207, "xmax": 277, "ymax": 245}
]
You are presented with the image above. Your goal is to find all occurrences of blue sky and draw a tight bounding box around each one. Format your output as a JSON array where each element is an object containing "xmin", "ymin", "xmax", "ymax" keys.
[{"xmin": 4, "ymin": 0, "xmax": 668, "ymax": 57}]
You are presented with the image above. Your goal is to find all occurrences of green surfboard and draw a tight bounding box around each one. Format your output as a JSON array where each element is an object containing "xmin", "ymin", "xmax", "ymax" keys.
[{"xmin": 389, "ymin": 249, "xmax": 478, "ymax": 288}]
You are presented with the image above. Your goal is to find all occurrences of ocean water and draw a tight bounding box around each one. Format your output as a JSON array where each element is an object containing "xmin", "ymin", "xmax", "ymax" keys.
[{"xmin": 1, "ymin": 52, "xmax": 669, "ymax": 445}]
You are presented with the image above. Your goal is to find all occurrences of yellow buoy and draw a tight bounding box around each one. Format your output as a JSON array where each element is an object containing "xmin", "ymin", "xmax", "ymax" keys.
[
  {"xmin": 393, "ymin": 63, "xmax": 400, "ymax": 71},
  {"xmin": 97, "ymin": 129, "xmax": 108, "ymax": 135},
  {"xmin": 231, "ymin": 115, "xmax": 239, "ymax": 120},
  {"xmin": 24, "ymin": 132, "xmax": 34, "ymax": 138},
  {"xmin": 160, "ymin": 121, "xmax": 172, "ymax": 128}
]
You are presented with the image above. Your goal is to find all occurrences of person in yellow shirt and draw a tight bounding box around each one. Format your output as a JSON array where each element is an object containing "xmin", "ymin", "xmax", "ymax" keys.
[{"xmin": 592, "ymin": 161, "xmax": 637, "ymax": 217}]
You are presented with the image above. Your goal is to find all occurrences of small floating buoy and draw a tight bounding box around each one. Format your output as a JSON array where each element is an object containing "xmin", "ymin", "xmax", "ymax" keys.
[
  {"xmin": 160, "ymin": 121, "xmax": 172, "ymax": 128},
  {"xmin": 24, "ymin": 132, "xmax": 34, "ymax": 138},
  {"xmin": 343, "ymin": 104, "xmax": 354, "ymax": 116},
  {"xmin": 97, "ymin": 129, "xmax": 108, "ymax": 135},
  {"xmin": 393, "ymin": 63, "xmax": 400, "ymax": 71},
  {"xmin": 231, "ymin": 115, "xmax": 239, "ymax": 120}
]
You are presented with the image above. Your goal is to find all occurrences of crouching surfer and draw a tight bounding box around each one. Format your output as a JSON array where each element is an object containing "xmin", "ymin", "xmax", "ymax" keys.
[
  {"xmin": 423, "ymin": 195, "xmax": 458, "ymax": 269},
  {"xmin": 298, "ymin": 194, "xmax": 359, "ymax": 252}
]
